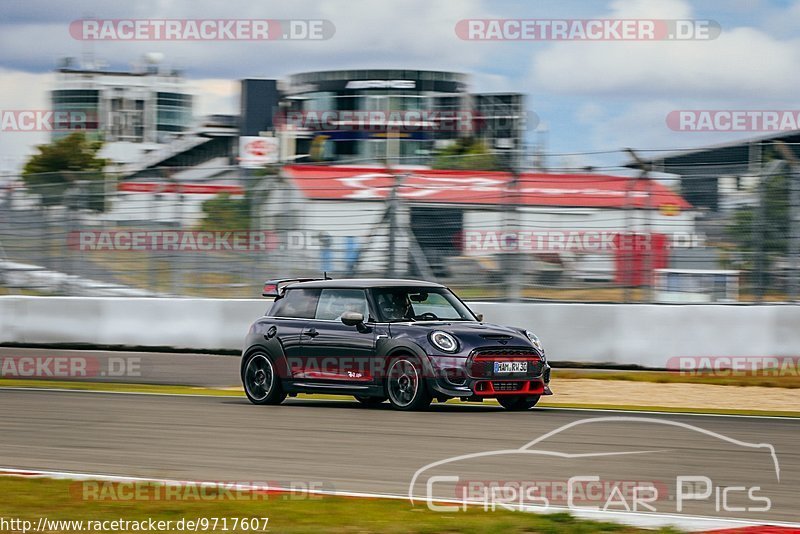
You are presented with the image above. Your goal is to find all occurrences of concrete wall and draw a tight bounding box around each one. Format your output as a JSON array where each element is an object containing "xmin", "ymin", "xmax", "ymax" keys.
[
  {"xmin": 1, "ymin": 296, "xmax": 799, "ymax": 367},
  {"xmin": 469, "ymin": 302, "xmax": 800, "ymax": 367},
  {"xmin": 0, "ymin": 297, "xmax": 267, "ymax": 352}
]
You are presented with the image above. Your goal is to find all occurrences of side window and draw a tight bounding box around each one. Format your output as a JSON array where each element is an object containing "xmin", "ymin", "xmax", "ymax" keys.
[
  {"xmin": 269, "ymin": 288, "xmax": 321, "ymax": 319},
  {"xmin": 315, "ymin": 289, "xmax": 369, "ymax": 321}
]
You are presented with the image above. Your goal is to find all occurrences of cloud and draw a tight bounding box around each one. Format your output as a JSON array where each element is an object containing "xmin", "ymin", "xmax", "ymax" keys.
[
  {"xmin": 608, "ymin": 0, "xmax": 693, "ymax": 18},
  {"xmin": 0, "ymin": 0, "xmax": 494, "ymax": 77},
  {"xmin": 0, "ymin": 69, "xmax": 53, "ymax": 172},
  {"xmin": 469, "ymin": 72, "xmax": 516, "ymax": 93},
  {"xmin": 192, "ymin": 79, "xmax": 239, "ymax": 116},
  {"xmin": 529, "ymin": 0, "xmax": 800, "ymax": 101}
]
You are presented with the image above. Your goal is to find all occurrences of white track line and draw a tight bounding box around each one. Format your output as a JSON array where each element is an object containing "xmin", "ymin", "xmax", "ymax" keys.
[
  {"xmin": 1, "ymin": 467, "xmax": 798, "ymax": 532},
  {"xmin": 2, "ymin": 386, "xmax": 800, "ymax": 420}
]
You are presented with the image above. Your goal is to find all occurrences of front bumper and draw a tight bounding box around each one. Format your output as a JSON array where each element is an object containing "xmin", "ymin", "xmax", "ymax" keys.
[{"xmin": 429, "ymin": 348, "xmax": 552, "ymax": 399}]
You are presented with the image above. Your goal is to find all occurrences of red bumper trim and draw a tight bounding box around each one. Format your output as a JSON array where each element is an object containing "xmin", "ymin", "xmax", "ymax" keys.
[{"xmin": 473, "ymin": 380, "xmax": 546, "ymax": 396}]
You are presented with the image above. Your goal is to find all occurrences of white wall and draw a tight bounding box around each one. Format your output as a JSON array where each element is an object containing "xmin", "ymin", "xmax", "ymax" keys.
[
  {"xmin": 0, "ymin": 297, "xmax": 266, "ymax": 352},
  {"xmin": 263, "ymin": 198, "xmax": 409, "ymax": 274},
  {"xmin": 462, "ymin": 207, "xmax": 698, "ymax": 256},
  {"xmin": 1, "ymin": 296, "xmax": 799, "ymax": 368},
  {"xmin": 470, "ymin": 302, "xmax": 800, "ymax": 367}
]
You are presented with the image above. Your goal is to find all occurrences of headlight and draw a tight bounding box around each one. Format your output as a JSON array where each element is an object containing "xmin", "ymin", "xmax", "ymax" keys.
[
  {"xmin": 525, "ymin": 330, "xmax": 544, "ymax": 354},
  {"xmin": 429, "ymin": 331, "xmax": 459, "ymax": 353}
]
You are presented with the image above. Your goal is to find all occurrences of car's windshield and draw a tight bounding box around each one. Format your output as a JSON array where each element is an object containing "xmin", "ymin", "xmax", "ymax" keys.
[{"xmin": 372, "ymin": 287, "xmax": 476, "ymax": 322}]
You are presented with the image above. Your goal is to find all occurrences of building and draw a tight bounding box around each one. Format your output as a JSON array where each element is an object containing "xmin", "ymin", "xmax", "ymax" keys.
[
  {"xmin": 50, "ymin": 56, "xmax": 244, "ymax": 180},
  {"xmin": 50, "ymin": 65, "xmax": 529, "ymax": 174},
  {"xmin": 628, "ymin": 131, "xmax": 800, "ymax": 212},
  {"xmin": 473, "ymin": 92, "xmax": 528, "ymax": 151},
  {"xmin": 240, "ymin": 69, "xmax": 528, "ymax": 165},
  {"xmin": 239, "ymin": 79, "xmax": 280, "ymax": 137},
  {"xmin": 53, "ymin": 55, "xmax": 193, "ymax": 145},
  {"xmin": 262, "ymin": 165, "xmax": 697, "ymax": 281}
]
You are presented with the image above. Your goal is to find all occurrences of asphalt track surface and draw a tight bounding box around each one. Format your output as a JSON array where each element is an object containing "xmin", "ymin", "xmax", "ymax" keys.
[
  {"xmin": 0, "ymin": 347, "xmax": 239, "ymax": 386},
  {"xmin": 1, "ymin": 385, "xmax": 799, "ymax": 526},
  {"xmin": 2, "ymin": 348, "xmax": 799, "ymax": 526}
]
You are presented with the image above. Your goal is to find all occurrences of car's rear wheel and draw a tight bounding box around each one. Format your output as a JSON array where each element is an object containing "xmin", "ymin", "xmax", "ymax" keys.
[
  {"xmin": 498, "ymin": 395, "xmax": 540, "ymax": 411},
  {"xmin": 243, "ymin": 353, "xmax": 286, "ymax": 405},
  {"xmin": 386, "ymin": 356, "xmax": 431, "ymax": 411},
  {"xmin": 354, "ymin": 395, "xmax": 387, "ymax": 407}
]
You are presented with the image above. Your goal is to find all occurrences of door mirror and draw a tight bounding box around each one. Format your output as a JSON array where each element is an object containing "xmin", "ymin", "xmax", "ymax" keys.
[
  {"xmin": 341, "ymin": 311, "xmax": 365, "ymax": 327},
  {"xmin": 475, "ymin": 313, "xmax": 484, "ymax": 322}
]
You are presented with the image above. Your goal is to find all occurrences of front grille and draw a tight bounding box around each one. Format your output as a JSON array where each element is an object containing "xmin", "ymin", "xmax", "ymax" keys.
[
  {"xmin": 473, "ymin": 348, "xmax": 541, "ymax": 358},
  {"xmin": 468, "ymin": 347, "xmax": 544, "ymax": 379}
]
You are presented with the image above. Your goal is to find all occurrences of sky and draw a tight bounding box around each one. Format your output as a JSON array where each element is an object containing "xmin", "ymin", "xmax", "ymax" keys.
[{"xmin": 1, "ymin": 0, "xmax": 799, "ymax": 172}]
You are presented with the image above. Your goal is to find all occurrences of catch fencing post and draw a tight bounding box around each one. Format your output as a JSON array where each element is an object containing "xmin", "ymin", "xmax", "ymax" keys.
[
  {"xmin": 775, "ymin": 142, "xmax": 800, "ymax": 302},
  {"xmin": 626, "ymin": 149, "xmax": 654, "ymax": 303},
  {"xmin": 504, "ymin": 164, "xmax": 522, "ymax": 302},
  {"xmin": 752, "ymin": 159, "xmax": 785, "ymax": 302}
]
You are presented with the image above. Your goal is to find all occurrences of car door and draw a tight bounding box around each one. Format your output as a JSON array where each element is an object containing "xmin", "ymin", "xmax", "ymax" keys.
[
  {"xmin": 268, "ymin": 287, "xmax": 321, "ymax": 378},
  {"xmin": 299, "ymin": 288, "xmax": 376, "ymax": 384}
]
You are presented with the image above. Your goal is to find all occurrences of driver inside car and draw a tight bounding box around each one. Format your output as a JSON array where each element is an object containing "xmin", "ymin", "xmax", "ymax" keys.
[{"xmin": 377, "ymin": 292, "xmax": 414, "ymax": 322}]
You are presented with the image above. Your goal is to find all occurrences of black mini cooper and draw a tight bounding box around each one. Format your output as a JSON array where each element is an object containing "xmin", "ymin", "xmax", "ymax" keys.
[{"xmin": 241, "ymin": 278, "xmax": 552, "ymax": 411}]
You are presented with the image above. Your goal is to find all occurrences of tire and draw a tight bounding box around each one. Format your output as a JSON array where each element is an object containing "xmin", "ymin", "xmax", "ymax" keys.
[
  {"xmin": 386, "ymin": 356, "xmax": 432, "ymax": 411},
  {"xmin": 354, "ymin": 395, "xmax": 387, "ymax": 407},
  {"xmin": 242, "ymin": 352, "xmax": 286, "ymax": 405},
  {"xmin": 498, "ymin": 395, "xmax": 540, "ymax": 411}
]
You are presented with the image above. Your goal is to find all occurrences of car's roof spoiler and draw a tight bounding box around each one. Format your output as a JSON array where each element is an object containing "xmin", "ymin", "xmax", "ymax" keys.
[{"xmin": 262, "ymin": 277, "xmax": 327, "ymax": 297}]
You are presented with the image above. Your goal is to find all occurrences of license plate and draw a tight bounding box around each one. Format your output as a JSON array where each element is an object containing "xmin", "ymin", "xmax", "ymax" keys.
[{"xmin": 494, "ymin": 361, "xmax": 527, "ymax": 373}]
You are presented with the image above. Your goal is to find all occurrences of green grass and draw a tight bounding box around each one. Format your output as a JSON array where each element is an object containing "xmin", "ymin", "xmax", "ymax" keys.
[{"xmin": 0, "ymin": 477, "xmax": 680, "ymax": 533}]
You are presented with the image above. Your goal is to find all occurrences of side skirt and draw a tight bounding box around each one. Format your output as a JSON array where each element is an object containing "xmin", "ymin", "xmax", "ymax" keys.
[{"xmin": 283, "ymin": 381, "xmax": 386, "ymax": 397}]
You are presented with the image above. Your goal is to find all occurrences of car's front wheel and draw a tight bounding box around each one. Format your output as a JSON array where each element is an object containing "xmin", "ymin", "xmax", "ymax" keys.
[
  {"xmin": 386, "ymin": 356, "xmax": 431, "ymax": 411},
  {"xmin": 498, "ymin": 395, "xmax": 540, "ymax": 411},
  {"xmin": 243, "ymin": 353, "xmax": 286, "ymax": 405}
]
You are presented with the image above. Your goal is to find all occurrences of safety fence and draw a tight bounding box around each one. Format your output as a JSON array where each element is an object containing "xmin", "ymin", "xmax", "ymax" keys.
[{"xmin": 1, "ymin": 147, "xmax": 799, "ymax": 303}]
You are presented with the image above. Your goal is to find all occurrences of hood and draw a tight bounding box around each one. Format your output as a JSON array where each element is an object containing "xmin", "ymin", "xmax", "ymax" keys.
[{"xmin": 389, "ymin": 321, "xmax": 534, "ymax": 354}]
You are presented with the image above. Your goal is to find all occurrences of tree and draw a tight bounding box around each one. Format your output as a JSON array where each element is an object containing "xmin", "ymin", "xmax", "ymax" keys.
[
  {"xmin": 199, "ymin": 192, "xmax": 251, "ymax": 231},
  {"xmin": 727, "ymin": 172, "xmax": 790, "ymax": 296},
  {"xmin": 199, "ymin": 166, "xmax": 279, "ymax": 231},
  {"xmin": 728, "ymin": 173, "xmax": 789, "ymax": 257},
  {"xmin": 22, "ymin": 132, "xmax": 108, "ymax": 211},
  {"xmin": 430, "ymin": 137, "xmax": 504, "ymax": 171}
]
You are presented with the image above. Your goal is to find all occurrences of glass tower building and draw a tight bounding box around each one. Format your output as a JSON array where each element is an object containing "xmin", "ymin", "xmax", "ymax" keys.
[{"xmin": 52, "ymin": 58, "xmax": 193, "ymax": 144}]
